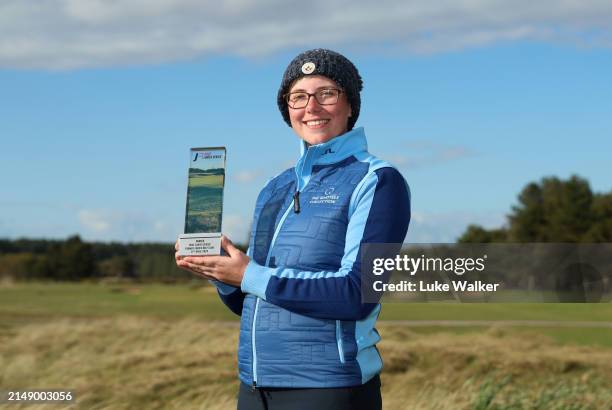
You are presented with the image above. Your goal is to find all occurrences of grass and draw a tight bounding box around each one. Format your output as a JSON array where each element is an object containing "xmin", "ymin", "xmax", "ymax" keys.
[
  {"xmin": 1, "ymin": 317, "xmax": 610, "ymax": 410},
  {"xmin": 379, "ymin": 325, "xmax": 612, "ymax": 410},
  {"xmin": 383, "ymin": 301, "xmax": 612, "ymax": 321},
  {"xmin": 0, "ymin": 282, "xmax": 236, "ymax": 323},
  {"xmin": 1, "ymin": 282, "xmax": 611, "ymax": 408},
  {"xmin": 1, "ymin": 281, "xmax": 611, "ymax": 346}
]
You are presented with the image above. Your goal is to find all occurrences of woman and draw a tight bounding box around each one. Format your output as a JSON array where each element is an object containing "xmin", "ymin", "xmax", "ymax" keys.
[{"xmin": 176, "ymin": 49, "xmax": 411, "ymax": 410}]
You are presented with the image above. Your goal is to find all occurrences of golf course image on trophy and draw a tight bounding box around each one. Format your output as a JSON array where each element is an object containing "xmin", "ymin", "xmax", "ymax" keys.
[{"xmin": 184, "ymin": 148, "xmax": 225, "ymax": 234}]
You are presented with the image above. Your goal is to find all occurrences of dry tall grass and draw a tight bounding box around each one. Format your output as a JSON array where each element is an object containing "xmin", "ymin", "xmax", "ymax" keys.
[
  {"xmin": 1, "ymin": 317, "xmax": 610, "ymax": 409},
  {"xmin": 379, "ymin": 325, "xmax": 611, "ymax": 409}
]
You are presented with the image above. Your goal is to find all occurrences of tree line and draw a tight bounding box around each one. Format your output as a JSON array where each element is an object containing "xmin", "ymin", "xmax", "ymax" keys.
[
  {"xmin": 458, "ymin": 175, "xmax": 612, "ymax": 243},
  {"xmin": 0, "ymin": 236, "xmax": 247, "ymax": 282},
  {"xmin": 1, "ymin": 174, "xmax": 609, "ymax": 282}
]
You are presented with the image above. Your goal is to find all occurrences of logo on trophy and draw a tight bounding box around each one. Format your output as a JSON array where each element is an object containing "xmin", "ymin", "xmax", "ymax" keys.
[{"xmin": 178, "ymin": 147, "xmax": 226, "ymax": 256}]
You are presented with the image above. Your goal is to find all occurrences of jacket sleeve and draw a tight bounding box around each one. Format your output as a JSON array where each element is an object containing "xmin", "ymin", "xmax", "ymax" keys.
[
  {"xmin": 209, "ymin": 280, "xmax": 245, "ymax": 316},
  {"xmin": 208, "ymin": 244, "xmax": 255, "ymax": 316},
  {"xmin": 240, "ymin": 167, "xmax": 411, "ymax": 321}
]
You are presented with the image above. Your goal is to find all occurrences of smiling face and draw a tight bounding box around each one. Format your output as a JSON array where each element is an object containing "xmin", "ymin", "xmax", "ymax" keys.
[{"xmin": 287, "ymin": 75, "xmax": 352, "ymax": 145}]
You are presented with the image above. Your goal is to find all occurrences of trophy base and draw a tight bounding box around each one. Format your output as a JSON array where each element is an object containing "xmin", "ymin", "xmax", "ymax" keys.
[{"xmin": 178, "ymin": 233, "xmax": 222, "ymax": 256}]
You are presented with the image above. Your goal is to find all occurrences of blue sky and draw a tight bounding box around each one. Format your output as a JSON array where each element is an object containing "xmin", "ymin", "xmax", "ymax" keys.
[{"xmin": 1, "ymin": 1, "xmax": 611, "ymax": 244}]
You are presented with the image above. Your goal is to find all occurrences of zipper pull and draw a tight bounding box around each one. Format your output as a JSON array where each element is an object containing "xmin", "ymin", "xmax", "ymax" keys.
[
  {"xmin": 251, "ymin": 381, "xmax": 257, "ymax": 392},
  {"xmin": 293, "ymin": 191, "xmax": 301, "ymax": 213}
]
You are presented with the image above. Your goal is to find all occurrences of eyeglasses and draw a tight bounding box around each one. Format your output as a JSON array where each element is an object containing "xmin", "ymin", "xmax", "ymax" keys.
[{"xmin": 285, "ymin": 88, "xmax": 343, "ymax": 109}]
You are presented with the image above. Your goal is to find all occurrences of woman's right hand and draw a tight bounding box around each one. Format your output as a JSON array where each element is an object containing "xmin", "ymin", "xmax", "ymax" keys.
[
  {"xmin": 175, "ymin": 236, "xmax": 249, "ymax": 287},
  {"xmin": 174, "ymin": 240, "xmax": 214, "ymax": 280}
]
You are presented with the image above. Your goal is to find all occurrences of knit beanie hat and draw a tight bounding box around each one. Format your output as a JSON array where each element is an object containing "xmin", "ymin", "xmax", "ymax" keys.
[{"xmin": 277, "ymin": 49, "xmax": 363, "ymax": 131}]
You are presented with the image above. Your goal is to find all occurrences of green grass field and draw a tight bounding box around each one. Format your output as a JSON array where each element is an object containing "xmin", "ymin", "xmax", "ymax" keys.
[
  {"xmin": 1, "ymin": 282, "xmax": 611, "ymax": 346},
  {"xmin": 1, "ymin": 282, "xmax": 611, "ymax": 409}
]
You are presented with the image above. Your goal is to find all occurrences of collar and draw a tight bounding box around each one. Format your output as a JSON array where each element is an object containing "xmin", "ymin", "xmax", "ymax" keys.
[
  {"xmin": 294, "ymin": 127, "xmax": 368, "ymax": 191},
  {"xmin": 297, "ymin": 127, "xmax": 368, "ymax": 166}
]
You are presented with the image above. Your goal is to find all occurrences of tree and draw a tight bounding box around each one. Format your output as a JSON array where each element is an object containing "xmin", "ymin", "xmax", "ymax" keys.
[
  {"xmin": 0, "ymin": 253, "xmax": 48, "ymax": 280},
  {"xmin": 584, "ymin": 193, "xmax": 612, "ymax": 241},
  {"xmin": 47, "ymin": 235, "xmax": 97, "ymax": 280},
  {"xmin": 99, "ymin": 255, "xmax": 135, "ymax": 279},
  {"xmin": 457, "ymin": 225, "xmax": 507, "ymax": 243},
  {"xmin": 507, "ymin": 182, "xmax": 545, "ymax": 241},
  {"xmin": 459, "ymin": 175, "xmax": 609, "ymax": 243}
]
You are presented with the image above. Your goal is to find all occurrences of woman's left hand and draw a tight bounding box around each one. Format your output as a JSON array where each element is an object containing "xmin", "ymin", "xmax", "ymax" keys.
[{"xmin": 175, "ymin": 235, "xmax": 250, "ymax": 287}]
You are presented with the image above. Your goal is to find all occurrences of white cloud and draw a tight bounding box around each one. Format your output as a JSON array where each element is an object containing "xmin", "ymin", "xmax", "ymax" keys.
[
  {"xmin": 1, "ymin": 0, "xmax": 612, "ymax": 69},
  {"xmin": 78, "ymin": 209, "xmax": 111, "ymax": 232},
  {"xmin": 80, "ymin": 210, "xmax": 253, "ymax": 244},
  {"xmin": 388, "ymin": 140, "xmax": 476, "ymax": 169},
  {"xmin": 77, "ymin": 208, "xmax": 181, "ymax": 242},
  {"xmin": 232, "ymin": 169, "xmax": 263, "ymax": 183},
  {"xmin": 222, "ymin": 213, "xmax": 251, "ymax": 245}
]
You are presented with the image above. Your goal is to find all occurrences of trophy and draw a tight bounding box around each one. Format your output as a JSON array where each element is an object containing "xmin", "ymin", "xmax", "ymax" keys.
[{"xmin": 178, "ymin": 147, "xmax": 226, "ymax": 256}]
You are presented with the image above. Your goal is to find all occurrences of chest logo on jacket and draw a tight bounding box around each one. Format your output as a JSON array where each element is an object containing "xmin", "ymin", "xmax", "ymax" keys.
[{"xmin": 310, "ymin": 186, "xmax": 340, "ymax": 205}]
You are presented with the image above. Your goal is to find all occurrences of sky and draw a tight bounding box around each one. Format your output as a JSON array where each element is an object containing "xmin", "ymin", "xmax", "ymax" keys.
[{"xmin": 1, "ymin": 1, "xmax": 611, "ymax": 244}]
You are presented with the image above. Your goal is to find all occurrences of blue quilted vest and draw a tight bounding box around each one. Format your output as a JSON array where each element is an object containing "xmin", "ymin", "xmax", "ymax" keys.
[{"xmin": 234, "ymin": 127, "xmax": 410, "ymax": 388}]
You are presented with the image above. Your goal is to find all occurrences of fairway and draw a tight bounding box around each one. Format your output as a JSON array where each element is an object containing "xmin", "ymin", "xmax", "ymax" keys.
[{"xmin": 1, "ymin": 282, "xmax": 612, "ymax": 347}]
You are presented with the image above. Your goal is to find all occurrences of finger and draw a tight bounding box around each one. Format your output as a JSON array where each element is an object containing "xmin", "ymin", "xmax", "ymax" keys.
[
  {"xmin": 178, "ymin": 259, "xmax": 214, "ymax": 273},
  {"xmin": 176, "ymin": 263, "xmax": 194, "ymax": 273},
  {"xmin": 179, "ymin": 261, "xmax": 216, "ymax": 278},
  {"xmin": 176, "ymin": 260, "xmax": 196, "ymax": 273},
  {"xmin": 184, "ymin": 256, "xmax": 222, "ymax": 266},
  {"xmin": 182, "ymin": 267, "xmax": 214, "ymax": 280},
  {"xmin": 192, "ymin": 270, "xmax": 215, "ymax": 280},
  {"xmin": 175, "ymin": 240, "xmax": 179, "ymax": 251},
  {"xmin": 221, "ymin": 235, "xmax": 239, "ymax": 258},
  {"xmin": 221, "ymin": 235, "xmax": 230, "ymax": 250}
]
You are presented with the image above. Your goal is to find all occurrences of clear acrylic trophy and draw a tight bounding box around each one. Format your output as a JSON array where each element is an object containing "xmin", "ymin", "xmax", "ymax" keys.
[{"xmin": 178, "ymin": 147, "xmax": 226, "ymax": 256}]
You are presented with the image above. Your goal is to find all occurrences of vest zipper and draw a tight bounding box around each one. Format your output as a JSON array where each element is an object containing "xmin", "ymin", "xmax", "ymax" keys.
[
  {"xmin": 293, "ymin": 191, "xmax": 300, "ymax": 213},
  {"xmin": 292, "ymin": 147, "xmax": 312, "ymax": 215},
  {"xmin": 251, "ymin": 191, "xmax": 297, "ymax": 387},
  {"xmin": 251, "ymin": 297, "xmax": 261, "ymax": 386},
  {"xmin": 251, "ymin": 146, "xmax": 313, "ymax": 386},
  {"xmin": 336, "ymin": 320, "xmax": 345, "ymax": 364}
]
